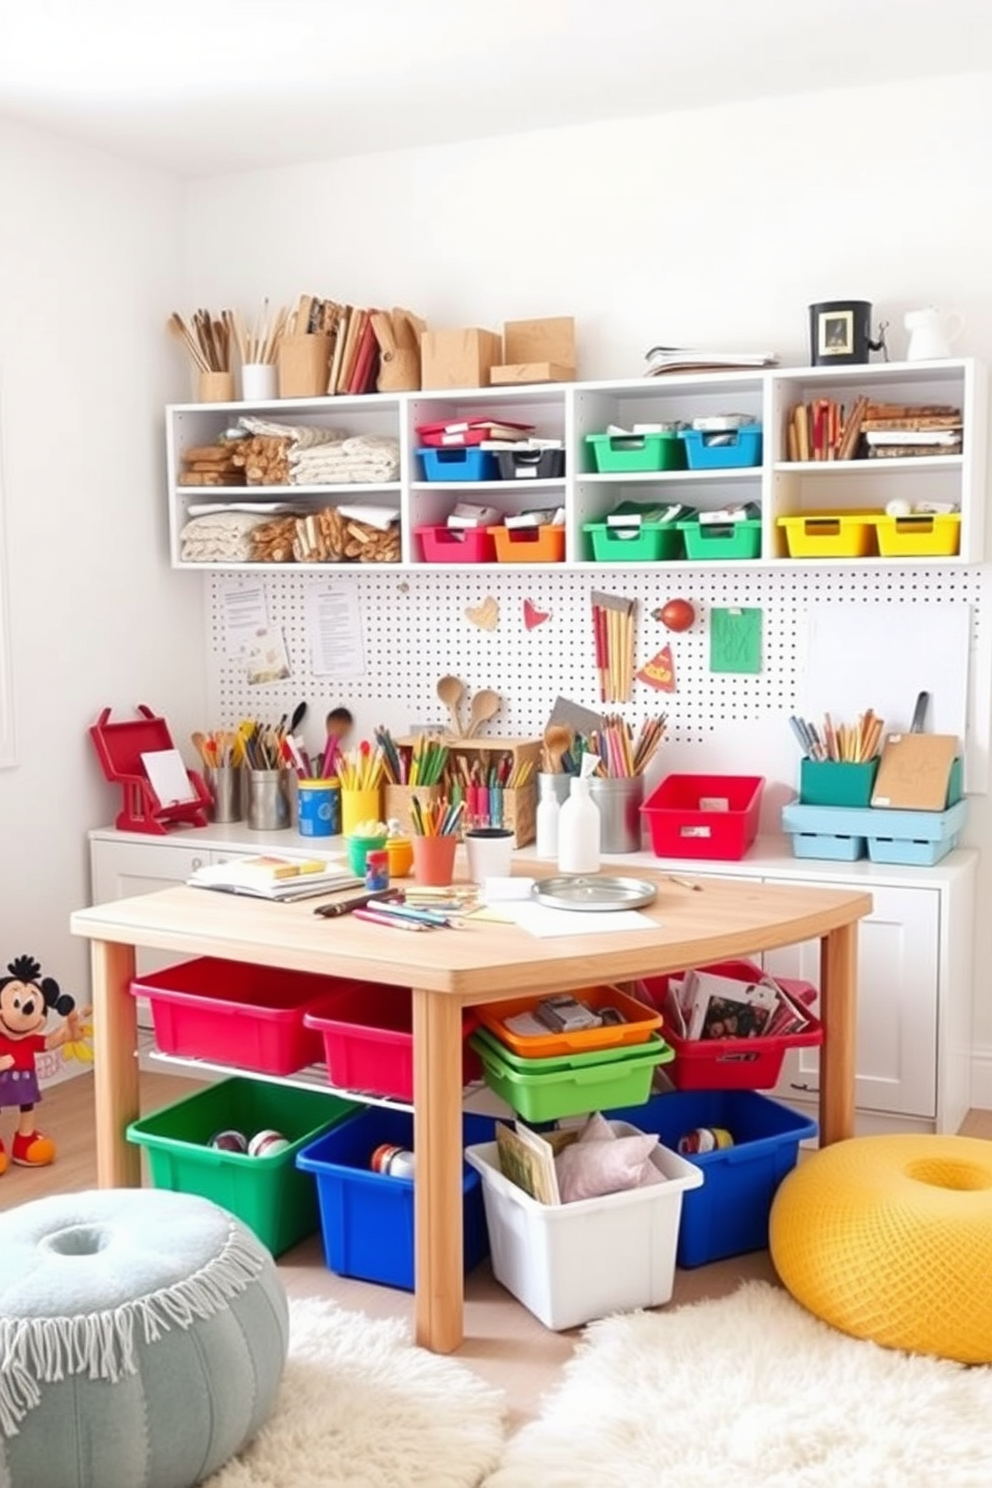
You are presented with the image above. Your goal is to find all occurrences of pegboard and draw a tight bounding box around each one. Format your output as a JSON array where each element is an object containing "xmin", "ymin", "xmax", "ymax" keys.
[{"xmin": 205, "ymin": 564, "xmax": 992, "ymax": 800}]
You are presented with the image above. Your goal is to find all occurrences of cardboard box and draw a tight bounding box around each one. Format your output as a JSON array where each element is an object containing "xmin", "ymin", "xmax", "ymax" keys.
[
  {"xmin": 420, "ymin": 328, "xmax": 503, "ymax": 390},
  {"xmin": 491, "ymin": 317, "xmax": 576, "ymax": 385},
  {"xmin": 871, "ymin": 733, "xmax": 960, "ymax": 811}
]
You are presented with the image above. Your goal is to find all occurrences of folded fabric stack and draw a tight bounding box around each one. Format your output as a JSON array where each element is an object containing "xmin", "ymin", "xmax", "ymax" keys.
[
  {"xmin": 180, "ymin": 510, "xmax": 271, "ymax": 562},
  {"xmin": 289, "ymin": 434, "xmax": 401, "ymax": 485}
]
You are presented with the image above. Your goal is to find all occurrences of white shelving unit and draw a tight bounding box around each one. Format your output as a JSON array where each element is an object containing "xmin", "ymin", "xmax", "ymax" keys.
[{"xmin": 166, "ymin": 357, "xmax": 987, "ymax": 572}]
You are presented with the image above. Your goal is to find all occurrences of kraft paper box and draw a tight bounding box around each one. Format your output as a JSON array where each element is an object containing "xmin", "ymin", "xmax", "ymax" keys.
[
  {"xmin": 491, "ymin": 317, "xmax": 576, "ymax": 385},
  {"xmin": 420, "ymin": 328, "xmax": 503, "ymax": 390},
  {"xmin": 277, "ymin": 333, "xmax": 333, "ymax": 398}
]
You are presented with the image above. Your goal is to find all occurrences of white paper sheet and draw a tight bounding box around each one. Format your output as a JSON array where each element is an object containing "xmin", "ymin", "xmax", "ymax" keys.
[
  {"xmin": 140, "ymin": 748, "xmax": 196, "ymax": 805},
  {"xmin": 307, "ymin": 583, "xmax": 367, "ymax": 678},
  {"xmin": 500, "ymin": 903, "xmax": 658, "ymax": 937}
]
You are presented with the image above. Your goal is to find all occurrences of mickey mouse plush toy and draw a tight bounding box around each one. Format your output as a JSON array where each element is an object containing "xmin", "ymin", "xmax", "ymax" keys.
[{"xmin": 0, "ymin": 954, "xmax": 91, "ymax": 1173}]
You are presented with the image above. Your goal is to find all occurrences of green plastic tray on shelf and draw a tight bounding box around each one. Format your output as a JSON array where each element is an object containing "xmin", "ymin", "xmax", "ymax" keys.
[
  {"xmin": 582, "ymin": 521, "xmax": 685, "ymax": 562},
  {"xmin": 469, "ymin": 1029, "xmax": 673, "ymax": 1122}
]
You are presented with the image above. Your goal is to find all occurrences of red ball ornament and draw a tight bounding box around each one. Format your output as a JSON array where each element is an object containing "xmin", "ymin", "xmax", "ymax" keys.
[{"xmin": 657, "ymin": 598, "xmax": 695, "ymax": 632}]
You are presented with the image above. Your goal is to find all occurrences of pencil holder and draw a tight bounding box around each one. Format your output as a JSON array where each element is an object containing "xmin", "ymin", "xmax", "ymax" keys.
[
  {"xmin": 588, "ymin": 776, "xmax": 645, "ymax": 853},
  {"xmin": 341, "ymin": 787, "xmax": 383, "ymax": 838},
  {"xmin": 297, "ymin": 778, "xmax": 340, "ymax": 837},
  {"xmin": 411, "ymin": 834, "xmax": 458, "ymax": 887},
  {"xmin": 196, "ymin": 371, "xmax": 235, "ymax": 403},
  {"xmin": 799, "ymin": 759, "xmax": 878, "ymax": 809},
  {"xmin": 246, "ymin": 768, "xmax": 292, "ymax": 831},
  {"xmin": 205, "ymin": 764, "xmax": 244, "ymax": 824}
]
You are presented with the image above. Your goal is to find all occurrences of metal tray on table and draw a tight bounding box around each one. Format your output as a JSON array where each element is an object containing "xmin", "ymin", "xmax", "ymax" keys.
[{"xmin": 531, "ymin": 875, "xmax": 658, "ymax": 912}]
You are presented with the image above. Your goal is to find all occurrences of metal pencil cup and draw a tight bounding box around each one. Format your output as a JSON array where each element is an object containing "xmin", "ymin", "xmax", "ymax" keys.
[
  {"xmin": 588, "ymin": 776, "xmax": 645, "ymax": 853},
  {"xmin": 205, "ymin": 765, "xmax": 244, "ymax": 824},
  {"xmin": 246, "ymin": 768, "xmax": 292, "ymax": 831}
]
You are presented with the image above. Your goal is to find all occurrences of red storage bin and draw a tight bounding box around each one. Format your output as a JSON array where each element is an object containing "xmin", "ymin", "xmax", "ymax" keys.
[
  {"xmin": 415, "ymin": 524, "xmax": 497, "ymax": 563},
  {"xmin": 130, "ymin": 957, "xmax": 369, "ymax": 1075},
  {"xmin": 641, "ymin": 773, "xmax": 764, "ymax": 860},
  {"xmin": 637, "ymin": 959, "xmax": 823, "ymax": 1090},
  {"xmin": 304, "ymin": 984, "xmax": 481, "ymax": 1101}
]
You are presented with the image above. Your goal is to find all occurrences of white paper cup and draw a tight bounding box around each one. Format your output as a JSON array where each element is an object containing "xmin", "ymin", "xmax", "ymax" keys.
[
  {"xmin": 464, "ymin": 828, "xmax": 514, "ymax": 884},
  {"xmin": 240, "ymin": 362, "xmax": 278, "ymax": 401}
]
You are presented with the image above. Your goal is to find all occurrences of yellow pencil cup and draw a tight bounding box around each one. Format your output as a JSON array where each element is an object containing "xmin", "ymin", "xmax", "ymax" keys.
[{"xmin": 340, "ymin": 787, "xmax": 383, "ymax": 838}]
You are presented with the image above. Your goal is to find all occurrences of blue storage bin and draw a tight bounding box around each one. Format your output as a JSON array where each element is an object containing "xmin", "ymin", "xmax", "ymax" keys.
[
  {"xmin": 296, "ymin": 1107, "xmax": 495, "ymax": 1291},
  {"xmin": 788, "ymin": 831, "xmax": 867, "ymax": 862},
  {"xmin": 602, "ymin": 1089, "xmax": 817, "ymax": 1267},
  {"xmin": 679, "ymin": 425, "xmax": 763, "ymax": 469},
  {"xmin": 417, "ymin": 447, "xmax": 499, "ymax": 482},
  {"xmin": 782, "ymin": 798, "xmax": 967, "ymax": 868}
]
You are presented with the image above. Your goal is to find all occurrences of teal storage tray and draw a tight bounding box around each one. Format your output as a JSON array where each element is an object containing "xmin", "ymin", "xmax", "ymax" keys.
[
  {"xmin": 800, "ymin": 759, "xmax": 878, "ymax": 808},
  {"xmin": 470, "ymin": 1030, "xmax": 673, "ymax": 1122}
]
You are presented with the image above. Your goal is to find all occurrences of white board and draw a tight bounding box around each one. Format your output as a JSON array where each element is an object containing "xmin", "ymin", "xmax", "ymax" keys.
[{"xmin": 801, "ymin": 602, "xmax": 983, "ymax": 789}]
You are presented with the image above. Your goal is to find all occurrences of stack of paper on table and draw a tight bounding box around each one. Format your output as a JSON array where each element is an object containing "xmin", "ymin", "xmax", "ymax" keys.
[{"xmin": 187, "ymin": 854, "xmax": 362, "ymax": 901}]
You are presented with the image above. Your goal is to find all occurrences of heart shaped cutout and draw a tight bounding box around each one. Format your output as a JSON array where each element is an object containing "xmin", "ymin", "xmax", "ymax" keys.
[
  {"xmin": 464, "ymin": 595, "xmax": 499, "ymax": 631},
  {"xmin": 523, "ymin": 599, "xmax": 550, "ymax": 629}
]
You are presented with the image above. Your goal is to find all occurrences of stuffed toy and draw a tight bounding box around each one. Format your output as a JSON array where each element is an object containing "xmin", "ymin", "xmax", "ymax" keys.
[{"xmin": 0, "ymin": 954, "xmax": 92, "ymax": 1172}]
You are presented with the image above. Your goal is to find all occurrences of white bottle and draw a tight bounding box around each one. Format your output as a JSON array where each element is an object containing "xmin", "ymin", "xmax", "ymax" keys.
[
  {"xmin": 557, "ymin": 775, "xmax": 601, "ymax": 874},
  {"xmin": 536, "ymin": 775, "xmax": 561, "ymax": 859}
]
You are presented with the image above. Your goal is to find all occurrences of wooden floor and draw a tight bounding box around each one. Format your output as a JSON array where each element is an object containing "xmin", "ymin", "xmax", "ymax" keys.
[{"xmin": 4, "ymin": 1071, "xmax": 990, "ymax": 1435}]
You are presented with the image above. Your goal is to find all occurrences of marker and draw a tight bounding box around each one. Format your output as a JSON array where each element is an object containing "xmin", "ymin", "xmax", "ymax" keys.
[{"xmin": 352, "ymin": 908, "xmax": 432, "ymax": 932}]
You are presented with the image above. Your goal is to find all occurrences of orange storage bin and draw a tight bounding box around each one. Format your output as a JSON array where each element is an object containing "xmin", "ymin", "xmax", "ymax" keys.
[
  {"xmin": 478, "ymin": 984, "xmax": 661, "ymax": 1058},
  {"xmin": 488, "ymin": 524, "xmax": 566, "ymax": 564}
]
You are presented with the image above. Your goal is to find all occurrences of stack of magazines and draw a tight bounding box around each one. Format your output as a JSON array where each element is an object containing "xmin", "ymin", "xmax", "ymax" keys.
[
  {"xmin": 643, "ymin": 346, "xmax": 778, "ymax": 376},
  {"xmin": 186, "ymin": 854, "xmax": 362, "ymax": 901}
]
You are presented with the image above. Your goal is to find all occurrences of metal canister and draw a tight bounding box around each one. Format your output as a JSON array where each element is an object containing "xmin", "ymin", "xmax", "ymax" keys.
[
  {"xmin": 677, "ymin": 1127, "xmax": 734, "ymax": 1156},
  {"xmin": 370, "ymin": 1143, "xmax": 416, "ymax": 1178}
]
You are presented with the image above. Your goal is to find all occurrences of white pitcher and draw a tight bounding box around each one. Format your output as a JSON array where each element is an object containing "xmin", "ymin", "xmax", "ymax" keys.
[{"xmin": 904, "ymin": 307, "xmax": 963, "ymax": 361}]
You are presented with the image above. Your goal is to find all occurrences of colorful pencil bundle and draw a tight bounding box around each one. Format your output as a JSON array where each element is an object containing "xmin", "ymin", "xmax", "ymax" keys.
[
  {"xmin": 337, "ymin": 742, "xmax": 388, "ymax": 790},
  {"xmin": 591, "ymin": 591, "xmax": 637, "ymax": 703},
  {"xmin": 595, "ymin": 714, "xmax": 668, "ymax": 777},
  {"xmin": 409, "ymin": 796, "xmax": 464, "ymax": 837}
]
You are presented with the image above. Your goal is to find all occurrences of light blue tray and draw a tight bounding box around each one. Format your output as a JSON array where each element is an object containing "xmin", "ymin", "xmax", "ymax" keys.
[{"xmin": 782, "ymin": 798, "xmax": 967, "ymax": 867}]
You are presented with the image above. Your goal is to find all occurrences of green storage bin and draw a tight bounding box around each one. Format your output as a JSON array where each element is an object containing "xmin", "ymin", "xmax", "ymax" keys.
[
  {"xmin": 585, "ymin": 432, "xmax": 687, "ymax": 473},
  {"xmin": 800, "ymin": 758, "xmax": 879, "ymax": 807},
  {"xmin": 469, "ymin": 1029, "xmax": 673, "ymax": 1122},
  {"xmin": 582, "ymin": 521, "xmax": 685, "ymax": 562},
  {"xmin": 678, "ymin": 516, "xmax": 762, "ymax": 560},
  {"xmin": 127, "ymin": 1076, "xmax": 359, "ymax": 1257}
]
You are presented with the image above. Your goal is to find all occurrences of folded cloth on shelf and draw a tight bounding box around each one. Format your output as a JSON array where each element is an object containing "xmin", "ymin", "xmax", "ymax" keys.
[
  {"xmin": 238, "ymin": 415, "xmax": 344, "ymax": 450},
  {"xmin": 289, "ymin": 435, "xmax": 401, "ymax": 485},
  {"xmin": 180, "ymin": 510, "xmax": 272, "ymax": 562}
]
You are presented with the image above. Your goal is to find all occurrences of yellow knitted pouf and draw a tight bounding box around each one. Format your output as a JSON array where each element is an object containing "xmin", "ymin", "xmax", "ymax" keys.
[{"xmin": 769, "ymin": 1133, "xmax": 992, "ymax": 1364}]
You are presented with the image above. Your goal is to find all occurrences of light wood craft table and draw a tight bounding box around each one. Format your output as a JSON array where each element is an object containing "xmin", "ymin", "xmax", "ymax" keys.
[{"xmin": 71, "ymin": 864, "xmax": 871, "ymax": 1353}]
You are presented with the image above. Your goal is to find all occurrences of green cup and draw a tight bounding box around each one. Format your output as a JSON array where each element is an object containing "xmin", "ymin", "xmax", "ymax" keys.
[{"xmin": 348, "ymin": 833, "xmax": 388, "ymax": 877}]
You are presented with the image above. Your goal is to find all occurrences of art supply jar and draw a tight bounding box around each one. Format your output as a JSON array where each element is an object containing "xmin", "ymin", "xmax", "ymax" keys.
[
  {"xmin": 246, "ymin": 768, "xmax": 291, "ymax": 831},
  {"xmin": 296, "ymin": 777, "xmax": 340, "ymax": 838},
  {"xmin": 678, "ymin": 1127, "xmax": 734, "ymax": 1155},
  {"xmin": 386, "ymin": 834, "xmax": 414, "ymax": 878},
  {"xmin": 364, "ymin": 849, "xmax": 390, "ymax": 892}
]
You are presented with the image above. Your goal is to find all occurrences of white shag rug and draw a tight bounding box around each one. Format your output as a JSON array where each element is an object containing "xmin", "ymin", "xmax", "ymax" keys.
[
  {"xmin": 483, "ymin": 1281, "xmax": 992, "ymax": 1488},
  {"xmin": 204, "ymin": 1296, "xmax": 505, "ymax": 1488}
]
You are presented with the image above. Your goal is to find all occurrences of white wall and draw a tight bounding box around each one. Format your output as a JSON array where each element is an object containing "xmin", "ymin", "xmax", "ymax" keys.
[
  {"xmin": 0, "ymin": 117, "xmax": 205, "ymax": 999},
  {"xmin": 182, "ymin": 71, "xmax": 992, "ymax": 1082}
]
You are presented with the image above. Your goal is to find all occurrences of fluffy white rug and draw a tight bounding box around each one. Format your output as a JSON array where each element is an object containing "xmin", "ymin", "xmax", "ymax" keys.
[
  {"xmin": 483, "ymin": 1281, "xmax": 992, "ymax": 1488},
  {"xmin": 204, "ymin": 1296, "xmax": 506, "ymax": 1488}
]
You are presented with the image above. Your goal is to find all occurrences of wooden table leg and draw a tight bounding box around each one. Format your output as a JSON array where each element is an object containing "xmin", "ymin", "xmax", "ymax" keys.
[
  {"xmin": 412, "ymin": 987, "xmax": 465, "ymax": 1353},
  {"xmin": 91, "ymin": 939, "xmax": 141, "ymax": 1188},
  {"xmin": 818, "ymin": 922, "xmax": 857, "ymax": 1146}
]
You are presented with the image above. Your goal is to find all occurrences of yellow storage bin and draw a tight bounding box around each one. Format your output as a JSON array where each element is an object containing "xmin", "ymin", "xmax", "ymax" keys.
[
  {"xmin": 874, "ymin": 513, "xmax": 961, "ymax": 557},
  {"xmin": 777, "ymin": 512, "xmax": 879, "ymax": 558}
]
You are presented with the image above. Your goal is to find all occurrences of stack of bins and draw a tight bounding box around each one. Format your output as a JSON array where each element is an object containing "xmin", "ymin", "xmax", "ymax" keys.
[
  {"xmin": 295, "ymin": 981, "xmax": 490, "ymax": 1289},
  {"xmin": 126, "ymin": 956, "xmax": 374, "ymax": 1255},
  {"xmin": 632, "ymin": 959, "xmax": 821, "ymax": 1266}
]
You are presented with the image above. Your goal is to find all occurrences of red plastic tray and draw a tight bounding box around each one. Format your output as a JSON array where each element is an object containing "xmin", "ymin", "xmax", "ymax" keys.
[
  {"xmin": 641, "ymin": 773, "xmax": 764, "ymax": 860},
  {"xmin": 637, "ymin": 959, "xmax": 822, "ymax": 1090},
  {"xmin": 304, "ymin": 985, "xmax": 481, "ymax": 1101},
  {"xmin": 131, "ymin": 957, "xmax": 370, "ymax": 1075},
  {"xmin": 415, "ymin": 524, "xmax": 497, "ymax": 563}
]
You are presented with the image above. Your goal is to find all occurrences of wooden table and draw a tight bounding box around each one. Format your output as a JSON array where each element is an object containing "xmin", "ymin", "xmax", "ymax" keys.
[{"xmin": 71, "ymin": 864, "xmax": 871, "ymax": 1353}]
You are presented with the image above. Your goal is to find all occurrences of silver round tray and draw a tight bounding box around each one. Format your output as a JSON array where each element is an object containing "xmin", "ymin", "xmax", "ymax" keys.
[{"xmin": 531, "ymin": 875, "xmax": 658, "ymax": 912}]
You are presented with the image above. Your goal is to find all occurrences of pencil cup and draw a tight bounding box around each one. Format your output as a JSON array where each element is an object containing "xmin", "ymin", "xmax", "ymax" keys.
[
  {"xmin": 347, "ymin": 831, "xmax": 388, "ymax": 877},
  {"xmin": 246, "ymin": 768, "xmax": 292, "ymax": 831},
  {"xmin": 240, "ymin": 362, "xmax": 278, "ymax": 401},
  {"xmin": 411, "ymin": 833, "xmax": 458, "ymax": 887},
  {"xmin": 341, "ymin": 787, "xmax": 383, "ymax": 838},
  {"xmin": 196, "ymin": 370, "xmax": 235, "ymax": 403},
  {"xmin": 205, "ymin": 765, "xmax": 244, "ymax": 824},
  {"xmin": 588, "ymin": 775, "xmax": 645, "ymax": 853},
  {"xmin": 297, "ymin": 779, "xmax": 340, "ymax": 838},
  {"xmin": 464, "ymin": 827, "xmax": 514, "ymax": 885}
]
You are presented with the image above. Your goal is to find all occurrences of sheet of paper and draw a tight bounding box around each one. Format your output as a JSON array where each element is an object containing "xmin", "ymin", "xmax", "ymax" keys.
[
  {"xmin": 710, "ymin": 607, "xmax": 762, "ymax": 673},
  {"xmin": 307, "ymin": 583, "xmax": 367, "ymax": 678},
  {"xmin": 219, "ymin": 579, "xmax": 269, "ymax": 657},
  {"xmin": 140, "ymin": 748, "xmax": 196, "ymax": 805},
  {"xmin": 499, "ymin": 903, "xmax": 658, "ymax": 937},
  {"xmin": 246, "ymin": 626, "xmax": 291, "ymax": 685}
]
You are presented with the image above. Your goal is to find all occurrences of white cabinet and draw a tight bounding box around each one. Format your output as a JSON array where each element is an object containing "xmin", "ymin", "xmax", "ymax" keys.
[{"xmin": 165, "ymin": 357, "xmax": 986, "ymax": 571}]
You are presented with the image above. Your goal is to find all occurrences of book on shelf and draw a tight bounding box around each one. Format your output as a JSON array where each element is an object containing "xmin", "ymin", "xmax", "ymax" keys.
[
  {"xmin": 186, "ymin": 854, "xmax": 363, "ymax": 901},
  {"xmin": 416, "ymin": 418, "xmax": 534, "ymax": 447},
  {"xmin": 348, "ymin": 311, "xmax": 380, "ymax": 395},
  {"xmin": 326, "ymin": 304, "xmax": 352, "ymax": 394},
  {"xmin": 337, "ymin": 308, "xmax": 367, "ymax": 394}
]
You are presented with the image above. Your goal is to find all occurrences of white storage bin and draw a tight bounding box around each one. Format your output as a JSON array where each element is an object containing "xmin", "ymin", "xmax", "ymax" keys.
[{"xmin": 464, "ymin": 1128, "xmax": 703, "ymax": 1331}]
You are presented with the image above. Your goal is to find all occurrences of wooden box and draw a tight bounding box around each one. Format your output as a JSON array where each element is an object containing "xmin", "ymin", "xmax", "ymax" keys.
[
  {"xmin": 420, "ymin": 328, "xmax": 503, "ymax": 390},
  {"xmin": 396, "ymin": 736, "xmax": 541, "ymax": 847},
  {"xmin": 277, "ymin": 333, "xmax": 333, "ymax": 398},
  {"xmin": 383, "ymin": 782, "xmax": 444, "ymax": 837}
]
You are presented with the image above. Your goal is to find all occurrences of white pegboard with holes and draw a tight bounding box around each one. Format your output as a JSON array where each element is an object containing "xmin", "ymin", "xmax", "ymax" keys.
[{"xmin": 205, "ymin": 564, "xmax": 992, "ymax": 809}]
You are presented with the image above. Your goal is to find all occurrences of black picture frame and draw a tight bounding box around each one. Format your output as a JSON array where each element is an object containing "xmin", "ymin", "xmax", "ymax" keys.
[{"xmin": 817, "ymin": 309, "xmax": 854, "ymax": 358}]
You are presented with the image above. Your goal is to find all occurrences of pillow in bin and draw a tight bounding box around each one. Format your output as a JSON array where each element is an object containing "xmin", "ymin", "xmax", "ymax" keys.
[{"xmin": 555, "ymin": 1112, "xmax": 663, "ymax": 1203}]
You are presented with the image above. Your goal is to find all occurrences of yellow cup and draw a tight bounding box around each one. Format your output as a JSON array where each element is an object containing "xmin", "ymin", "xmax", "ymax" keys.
[
  {"xmin": 340, "ymin": 787, "xmax": 382, "ymax": 838},
  {"xmin": 386, "ymin": 836, "xmax": 414, "ymax": 878}
]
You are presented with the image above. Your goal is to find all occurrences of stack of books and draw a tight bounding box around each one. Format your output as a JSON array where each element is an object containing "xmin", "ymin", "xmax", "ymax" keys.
[
  {"xmin": 186, "ymin": 854, "xmax": 362, "ymax": 901},
  {"xmin": 861, "ymin": 402, "xmax": 963, "ymax": 458},
  {"xmin": 643, "ymin": 347, "xmax": 778, "ymax": 376}
]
